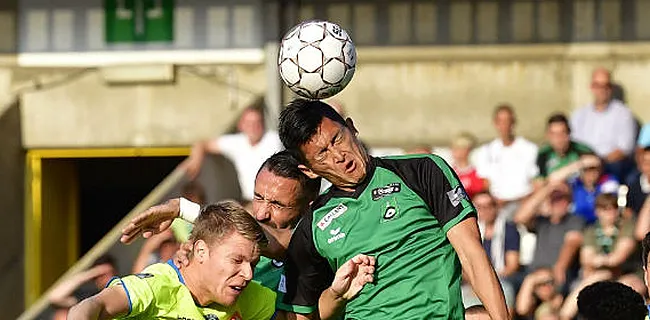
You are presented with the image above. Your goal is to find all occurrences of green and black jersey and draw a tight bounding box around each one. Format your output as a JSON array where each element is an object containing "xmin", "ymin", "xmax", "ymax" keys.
[
  {"xmin": 281, "ymin": 154, "xmax": 476, "ymax": 319},
  {"xmin": 536, "ymin": 141, "xmax": 593, "ymax": 178}
]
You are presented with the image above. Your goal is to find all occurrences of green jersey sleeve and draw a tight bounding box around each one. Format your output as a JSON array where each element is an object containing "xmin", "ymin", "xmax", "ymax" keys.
[
  {"xmin": 237, "ymin": 281, "xmax": 277, "ymax": 320},
  {"xmin": 380, "ymin": 154, "xmax": 477, "ymax": 233},
  {"xmin": 107, "ymin": 274, "xmax": 156, "ymax": 317}
]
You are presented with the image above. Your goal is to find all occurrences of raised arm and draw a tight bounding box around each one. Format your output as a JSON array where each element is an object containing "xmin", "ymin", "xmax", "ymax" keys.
[
  {"xmin": 181, "ymin": 139, "xmax": 221, "ymax": 179},
  {"xmin": 448, "ymin": 217, "xmax": 508, "ymax": 319},
  {"xmin": 635, "ymin": 197, "xmax": 650, "ymax": 241},
  {"xmin": 67, "ymin": 286, "xmax": 130, "ymax": 320}
]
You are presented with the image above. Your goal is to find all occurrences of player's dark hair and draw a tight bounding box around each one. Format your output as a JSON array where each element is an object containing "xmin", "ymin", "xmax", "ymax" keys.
[
  {"xmin": 278, "ymin": 98, "xmax": 347, "ymax": 162},
  {"xmin": 546, "ymin": 113, "xmax": 571, "ymax": 134},
  {"xmin": 644, "ymin": 145, "xmax": 650, "ymax": 152},
  {"xmin": 465, "ymin": 305, "xmax": 488, "ymax": 315},
  {"xmin": 577, "ymin": 281, "xmax": 646, "ymax": 320},
  {"xmin": 642, "ymin": 232, "xmax": 650, "ymax": 268},
  {"xmin": 258, "ymin": 151, "xmax": 322, "ymax": 206},
  {"xmin": 493, "ymin": 103, "xmax": 516, "ymax": 123}
]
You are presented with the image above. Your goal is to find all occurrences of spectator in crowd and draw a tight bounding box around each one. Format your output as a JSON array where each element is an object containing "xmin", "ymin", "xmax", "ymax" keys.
[
  {"xmin": 636, "ymin": 122, "xmax": 650, "ymax": 164},
  {"xmin": 576, "ymin": 281, "xmax": 647, "ymax": 320},
  {"xmin": 462, "ymin": 192, "xmax": 518, "ymax": 312},
  {"xmin": 451, "ymin": 132, "xmax": 487, "ymax": 199},
  {"xmin": 570, "ymin": 67, "xmax": 637, "ymax": 182},
  {"xmin": 131, "ymin": 229, "xmax": 180, "ymax": 273},
  {"xmin": 634, "ymin": 197, "xmax": 650, "ymax": 242},
  {"xmin": 405, "ymin": 144, "xmax": 432, "ymax": 155},
  {"xmin": 535, "ymin": 113, "xmax": 593, "ymax": 188},
  {"xmin": 475, "ymin": 104, "xmax": 538, "ymax": 219},
  {"xmin": 628, "ymin": 146, "xmax": 650, "ymax": 217},
  {"xmin": 548, "ymin": 154, "xmax": 619, "ymax": 224},
  {"xmin": 515, "ymin": 268, "xmax": 563, "ymax": 319},
  {"xmin": 642, "ymin": 232, "xmax": 650, "ymax": 303},
  {"xmin": 41, "ymin": 255, "xmax": 118, "ymax": 319},
  {"xmin": 514, "ymin": 181, "xmax": 585, "ymax": 292},
  {"xmin": 181, "ymin": 105, "xmax": 283, "ymax": 202},
  {"xmin": 559, "ymin": 194, "xmax": 643, "ymax": 319}
]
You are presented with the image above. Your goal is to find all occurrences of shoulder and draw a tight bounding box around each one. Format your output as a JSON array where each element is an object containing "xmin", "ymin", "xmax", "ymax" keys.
[
  {"xmin": 571, "ymin": 141, "xmax": 593, "ymax": 154},
  {"xmin": 516, "ymin": 137, "xmax": 538, "ymax": 150},
  {"xmin": 565, "ymin": 215, "xmax": 586, "ymax": 228},
  {"xmin": 537, "ymin": 144, "xmax": 553, "ymax": 156},
  {"xmin": 378, "ymin": 153, "xmax": 450, "ymax": 171},
  {"xmin": 218, "ymin": 133, "xmax": 245, "ymax": 145},
  {"xmin": 240, "ymin": 281, "xmax": 277, "ymax": 304},
  {"xmin": 237, "ymin": 281, "xmax": 277, "ymax": 320}
]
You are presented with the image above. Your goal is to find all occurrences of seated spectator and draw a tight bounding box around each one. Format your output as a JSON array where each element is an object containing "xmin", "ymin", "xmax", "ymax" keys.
[
  {"xmin": 475, "ymin": 104, "xmax": 538, "ymax": 219},
  {"xmin": 535, "ymin": 113, "xmax": 593, "ymax": 188},
  {"xmin": 451, "ymin": 132, "xmax": 487, "ymax": 199},
  {"xmin": 180, "ymin": 105, "xmax": 283, "ymax": 202},
  {"xmin": 514, "ymin": 181, "xmax": 585, "ymax": 292},
  {"xmin": 462, "ymin": 192, "xmax": 518, "ymax": 311},
  {"xmin": 570, "ymin": 67, "xmax": 636, "ymax": 182},
  {"xmin": 636, "ymin": 122, "xmax": 650, "ymax": 165},
  {"xmin": 515, "ymin": 268, "xmax": 564, "ymax": 319},
  {"xmin": 576, "ymin": 281, "xmax": 647, "ymax": 320},
  {"xmin": 131, "ymin": 229, "xmax": 180, "ymax": 273},
  {"xmin": 42, "ymin": 255, "xmax": 118, "ymax": 318},
  {"xmin": 627, "ymin": 146, "xmax": 650, "ymax": 217},
  {"xmin": 559, "ymin": 194, "xmax": 643, "ymax": 319},
  {"xmin": 548, "ymin": 154, "xmax": 619, "ymax": 224}
]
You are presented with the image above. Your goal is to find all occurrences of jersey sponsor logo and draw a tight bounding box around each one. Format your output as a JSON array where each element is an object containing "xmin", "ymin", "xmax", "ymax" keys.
[
  {"xmin": 203, "ymin": 315, "xmax": 219, "ymax": 320},
  {"xmin": 383, "ymin": 206, "xmax": 397, "ymax": 220},
  {"xmin": 446, "ymin": 185, "xmax": 468, "ymax": 207},
  {"xmin": 272, "ymin": 259, "xmax": 284, "ymax": 268},
  {"xmin": 278, "ymin": 274, "xmax": 287, "ymax": 293},
  {"xmin": 317, "ymin": 203, "xmax": 348, "ymax": 230},
  {"xmin": 371, "ymin": 182, "xmax": 401, "ymax": 201},
  {"xmin": 135, "ymin": 273, "xmax": 154, "ymax": 279},
  {"xmin": 327, "ymin": 227, "xmax": 346, "ymax": 244}
]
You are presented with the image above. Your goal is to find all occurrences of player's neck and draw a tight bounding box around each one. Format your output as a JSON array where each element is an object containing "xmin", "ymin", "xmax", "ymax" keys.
[
  {"xmin": 500, "ymin": 134, "xmax": 515, "ymax": 146},
  {"xmin": 181, "ymin": 265, "xmax": 213, "ymax": 306}
]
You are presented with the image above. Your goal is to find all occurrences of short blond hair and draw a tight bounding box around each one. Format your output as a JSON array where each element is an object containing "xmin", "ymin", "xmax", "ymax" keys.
[
  {"xmin": 189, "ymin": 201, "xmax": 267, "ymax": 249},
  {"xmin": 451, "ymin": 132, "xmax": 478, "ymax": 149}
]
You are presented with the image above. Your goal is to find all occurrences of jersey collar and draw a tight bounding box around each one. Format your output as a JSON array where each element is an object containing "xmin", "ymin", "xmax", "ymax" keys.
[{"xmin": 167, "ymin": 259, "xmax": 186, "ymax": 285}]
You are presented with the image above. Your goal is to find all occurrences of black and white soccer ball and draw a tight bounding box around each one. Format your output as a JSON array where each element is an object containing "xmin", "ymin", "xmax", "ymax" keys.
[{"xmin": 278, "ymin": 20, "xmax": 357, "ymax": 100}]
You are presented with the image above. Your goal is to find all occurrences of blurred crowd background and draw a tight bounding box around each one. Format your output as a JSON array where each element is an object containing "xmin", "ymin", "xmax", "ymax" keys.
[{"xmin": 1, "ymin": 0, "xmax": 650, "ymax": 319}]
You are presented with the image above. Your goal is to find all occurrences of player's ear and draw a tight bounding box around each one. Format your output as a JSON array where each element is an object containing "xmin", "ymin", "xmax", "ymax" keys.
[
  {"xmin": 298, "ymin": 164, "xmax": 320, "ymax": 179},
  {"xmin": 194, "ymin": 240, "xmax": 208, "ymax": 262},
  {"xmin": 345, "ymin": 118, "xmax": 358, "ymax": 136}
]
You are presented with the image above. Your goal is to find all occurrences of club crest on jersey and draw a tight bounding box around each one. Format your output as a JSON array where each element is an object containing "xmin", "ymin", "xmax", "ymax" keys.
[
  {"xmin": 371, "ymin": 183, "xmax": 401, "ymax": 201},
  {"xmin": 204, "ymin": 314, "xmax": 219, "ymax": 320},
  {"xmin": 317, "ymin": 204, "xmax": 348, "ymax": 230},
  {"xmin": 135, "ymin": 273, "xmax": 153, "ymax": 279},
  {"xmin": 447, "ymin": 185, "xmax": 468, "ymax": 207}
]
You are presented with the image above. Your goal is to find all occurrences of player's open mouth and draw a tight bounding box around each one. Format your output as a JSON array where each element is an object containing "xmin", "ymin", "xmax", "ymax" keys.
[
  {"xmin": 345, "ymin": 160, "xmax": 356, "ymax": 173},
  {"xmin": 229, "ymin": 285, "xmax": 245, "ymax": 293}
]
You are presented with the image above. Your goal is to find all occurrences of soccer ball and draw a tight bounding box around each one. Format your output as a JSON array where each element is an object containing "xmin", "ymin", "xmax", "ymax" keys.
[{"xmin": 278, "ymin": 20, "xmax": 356, "ymax": 100}]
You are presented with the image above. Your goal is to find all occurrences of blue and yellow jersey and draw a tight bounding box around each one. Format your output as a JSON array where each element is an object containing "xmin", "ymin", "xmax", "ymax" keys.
[{"xmin": 108, "ymin": 260, "xmax": 276, "ymax": 319}]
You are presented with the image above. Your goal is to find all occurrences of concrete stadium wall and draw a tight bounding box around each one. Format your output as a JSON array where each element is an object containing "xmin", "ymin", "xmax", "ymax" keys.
[
  {"xmin": 15, "ymin": 42, "xmax": 650, "ymax": 149},
  {"xmin": 20, "ymin": 64, "xmax": 266, "ymax": 148}
]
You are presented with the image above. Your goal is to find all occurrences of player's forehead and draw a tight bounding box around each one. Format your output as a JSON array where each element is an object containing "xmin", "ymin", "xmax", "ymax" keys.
[
  {"xmin": 213, "ymin": 232, "xmax": 259, "ymax": 258},
  {"xmin": 254, "ymin": 169, "xmax": 300, "ymax": 199},
  {"xmin": 305, "ymin": 118, "xmax": 344, "ymax": 148}
]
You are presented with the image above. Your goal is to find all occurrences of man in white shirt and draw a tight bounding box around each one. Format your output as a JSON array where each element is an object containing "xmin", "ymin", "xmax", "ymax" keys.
[
  {"xmin": 475, "ymin": 104, "xmax": 539, "ymax": 216},
  {"xmin": 182, "ymin": 106, "xmax": 283, "ymax": 202},
  {"xmin": 570, "ymin": 67, "xmax": 637, "ymax": 182}
]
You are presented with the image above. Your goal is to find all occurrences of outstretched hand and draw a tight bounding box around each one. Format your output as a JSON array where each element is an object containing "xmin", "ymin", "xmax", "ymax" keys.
[
  {"xmin": 120, "ymin": 198, "xmax": 181, "ymax": 244},
  {"xmin": 330, "ymin": 254, "xmax": 376, "ymax": 301}
]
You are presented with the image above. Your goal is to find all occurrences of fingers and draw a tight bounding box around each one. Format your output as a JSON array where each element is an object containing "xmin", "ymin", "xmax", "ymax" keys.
[{"xmin": 350, "ymin": 254, "xmax": 376, "ymax": 266}]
